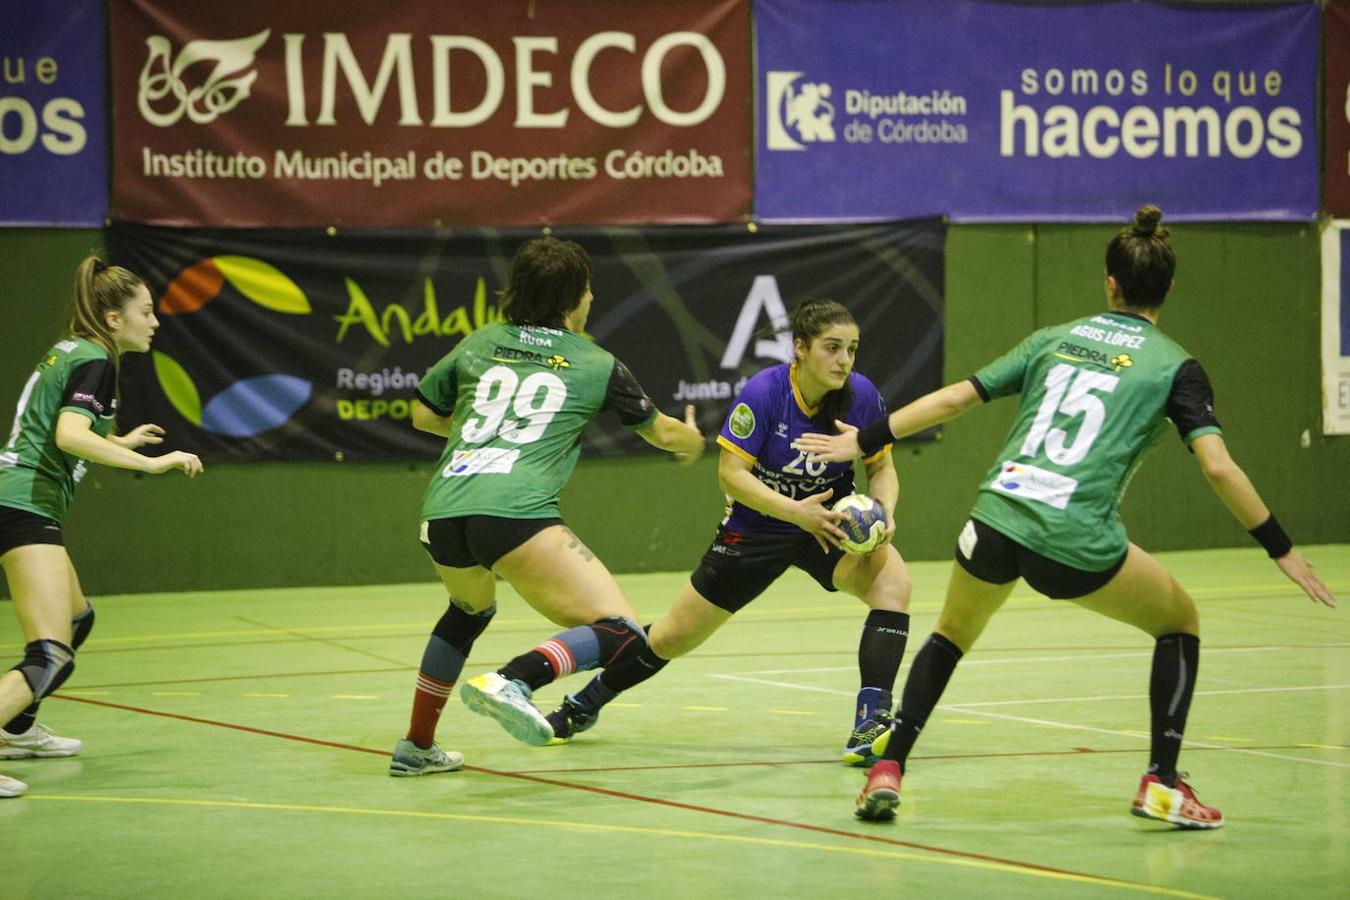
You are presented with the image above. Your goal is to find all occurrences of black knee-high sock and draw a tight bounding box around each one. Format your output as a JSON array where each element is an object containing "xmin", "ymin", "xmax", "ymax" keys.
[
  {"xmin": 881, "ymin": 632, "xmax": 963, "ymax": 770},
  {"xmin": 499, "ymin": 618, "xmax": 646, "ymax": 691},
  {"xmin": 1148, "ymin": 633, "xmax": 1200, "ymax": 787},
  {"xmin": 856, "ymin": 610, "xmax": 909, "ymax": 720},
  {"xmin": 4, "ymin": 604, "xmax": 95, "ymax": 737},
  {"xmin": 564, "ymin": 625, "xmax": 666, "ymax": 712}
]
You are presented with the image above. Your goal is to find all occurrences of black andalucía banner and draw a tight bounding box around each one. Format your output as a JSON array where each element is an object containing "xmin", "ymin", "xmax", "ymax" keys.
[{"xmin": 108, "ymin": 221, "xmax": 944, "ymax": 460}]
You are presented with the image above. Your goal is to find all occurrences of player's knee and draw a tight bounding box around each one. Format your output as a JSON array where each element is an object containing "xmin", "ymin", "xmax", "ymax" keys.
[
  {"xmin": 591, "ymin": 616, "xmax": 647, "ymax": 667},
  {"xmin": 433, "ymin": 601, "xmax": 496, "ymax": 654},
  {"xmin": 11, "ymin": 639, "xmax": 75, "ymax": 701},
  {"xmin": 71, "ymin": 603, "xmax": 96, "ymax": 650}
]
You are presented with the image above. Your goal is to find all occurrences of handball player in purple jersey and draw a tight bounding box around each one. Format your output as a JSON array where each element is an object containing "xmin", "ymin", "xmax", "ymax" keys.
[{"xmin": 545, "ymin": 299, "xmax": 913, "ymax": 766}]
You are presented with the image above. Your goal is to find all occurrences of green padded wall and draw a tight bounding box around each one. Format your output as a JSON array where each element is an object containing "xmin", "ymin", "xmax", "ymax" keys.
[{"xmin": 1, "ymin": 224, "xmax": 1346, "ymax": 595}]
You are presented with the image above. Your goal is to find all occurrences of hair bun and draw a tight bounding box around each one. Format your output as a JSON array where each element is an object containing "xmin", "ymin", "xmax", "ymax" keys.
[{"xmin": 1132, "ymin": 205, "xmax": 1164, "ymax": 237}]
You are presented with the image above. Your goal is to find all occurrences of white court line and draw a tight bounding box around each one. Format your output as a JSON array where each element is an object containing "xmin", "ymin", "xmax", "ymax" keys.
[
  {"xmin": 706, "ymin": 674, "xmax": 1350, "ymax": 769},
  {"xmin": 717, "ymin": 643, "xmax": 1350, "ymax": 678}
]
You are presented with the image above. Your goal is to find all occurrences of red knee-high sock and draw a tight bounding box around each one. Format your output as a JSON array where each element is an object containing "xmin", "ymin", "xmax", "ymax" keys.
[{"xmin": 407, "ymin": 673, "xmax": 456, "ymax": 749}]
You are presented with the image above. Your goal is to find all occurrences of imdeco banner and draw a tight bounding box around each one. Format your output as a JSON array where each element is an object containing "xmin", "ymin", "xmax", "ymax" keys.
[
  {"xmin": 755, "ymin": 0, "xmax": 1319, "ymax": 222},
  {"xmin": 108, "ymin": 221, "xmax": 944, "ymax": 460},
  {"xmin": 109, "ymin": 0, "xmax": 751, "ymax": 227},
  {"xmin": 0, "ymin": 0, "xmax": 107, "ymax": 225},
  {"xmin": 1326, "ymin": 1, "xmax": 1350, "ymax": 217}
]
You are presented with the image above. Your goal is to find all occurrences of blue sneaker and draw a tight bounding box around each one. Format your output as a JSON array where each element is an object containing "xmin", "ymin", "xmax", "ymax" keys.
[
  {"xmin": 389, "ymin": 738, "xmax": 464, "ymax": 776},
  {"xmin": 461, "ymin": 673, "xmax": 554, "ymax": 746},
  {"xmin": 842, "ymin": 712, "xmax": 894, "ymax": 767},
  {"xmin": 544, "ymin": 695, "xmax": 600, "ymax": 744}
]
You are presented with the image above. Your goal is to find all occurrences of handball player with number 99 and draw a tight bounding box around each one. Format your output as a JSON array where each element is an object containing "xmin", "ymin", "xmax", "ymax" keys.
[{"xmin": 388, "ymin": 236, "xmax": 705, "ymax": 775}]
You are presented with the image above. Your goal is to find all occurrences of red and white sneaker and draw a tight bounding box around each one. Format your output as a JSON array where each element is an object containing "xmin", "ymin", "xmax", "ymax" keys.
[
  {"xmin": 855, "ymin": 759, "xmax": 902, "ymax": 821},
  {"xmin": 1131, "ymin": 773, "xmax": 1224, "ymax": 829}
]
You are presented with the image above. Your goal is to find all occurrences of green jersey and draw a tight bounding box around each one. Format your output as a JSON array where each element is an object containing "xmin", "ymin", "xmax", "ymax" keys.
[
  {"xmin": 418, "ymin": 323, "xmax": 658, "ymax": 521},
  {"xmin": 969, "ymin": 311, "xmax": 1222, "ymax": 570},
  {"xmin": 0, "ymin": 338, "xmax": 118, "ymax": 522}
]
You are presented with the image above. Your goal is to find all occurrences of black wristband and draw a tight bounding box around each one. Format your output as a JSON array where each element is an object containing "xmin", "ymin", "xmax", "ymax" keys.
[
  {"xmin": 856, "ymin": 417, "xmax": 895, "ymax": 458},
  {"xmin": 1249, "ymin": 515, "xmax": 1293, "ymax": 559}
]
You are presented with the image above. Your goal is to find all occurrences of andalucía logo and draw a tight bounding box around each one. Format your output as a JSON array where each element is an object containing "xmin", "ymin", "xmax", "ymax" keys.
[
  {"xmin": 765, "ymin": 71, "xmax": 837, "ymax": 150},
  {"xmin": 154, "ymin": 257, "xmax": 312, "ymax": 438}
]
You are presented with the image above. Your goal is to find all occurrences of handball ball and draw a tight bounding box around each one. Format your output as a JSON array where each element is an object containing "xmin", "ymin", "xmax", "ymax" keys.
[{"xmin": 834, "ymin": 493, "xmax": 888, "ymax": 554}]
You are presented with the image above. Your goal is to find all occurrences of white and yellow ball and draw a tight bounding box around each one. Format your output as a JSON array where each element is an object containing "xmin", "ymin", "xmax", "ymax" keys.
[{"xmin": 834, "ymin": 493, "xmax": 888, "ymax": 554}]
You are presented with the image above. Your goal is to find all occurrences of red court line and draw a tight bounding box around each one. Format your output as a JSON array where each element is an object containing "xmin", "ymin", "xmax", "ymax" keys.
[{"xmin": 54, "ymin": 693, "xmax": 1183, "ymax": 891}]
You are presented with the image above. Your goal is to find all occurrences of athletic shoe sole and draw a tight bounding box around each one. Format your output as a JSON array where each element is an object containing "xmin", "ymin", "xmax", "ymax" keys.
[
  {"xmin": 855, "ymin": 786, "xmax": 901, "ymax": 821},
  {"xmin": 461, "ymin": 678, "xmax": 554, "ymax": 746},
  {"xmin": 389, "ymin": 758, "xmax": 463, "ymax": 777},
  {"xmin": 0, "ymin": 775, "xmax": 27, "ymax": 798},
  {"xmin": 1130, "ymin": 802, "xmax": 1224, "ymax": 829},
  {"xmin": 0, "ymin": 744, "xmax": 81, "ymax": 759}
]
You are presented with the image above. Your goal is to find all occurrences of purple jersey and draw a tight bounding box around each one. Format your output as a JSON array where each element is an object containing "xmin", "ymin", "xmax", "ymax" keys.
[{"xmin": 716, "ymin": 364, "xmax": 890, "ymax": 536}]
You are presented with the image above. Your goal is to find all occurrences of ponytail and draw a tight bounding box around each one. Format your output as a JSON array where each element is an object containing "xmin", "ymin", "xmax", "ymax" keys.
[
  {"xmin": 1105, "ymin": 205, "xmax": 1176, "ymax": 309},
  {"xmin": 67, "ymin": 255, "xmax": 145, "ymax": 374}
]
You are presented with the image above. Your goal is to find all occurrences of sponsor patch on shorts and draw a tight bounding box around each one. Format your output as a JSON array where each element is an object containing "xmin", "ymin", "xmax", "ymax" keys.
[
  {"xmin": 989, "ymin": 460, "xmax": 1078, "ymax": 510},
  {"xmin": 441, "ymin": 447, "xmax": 520, "ymax": 477}
]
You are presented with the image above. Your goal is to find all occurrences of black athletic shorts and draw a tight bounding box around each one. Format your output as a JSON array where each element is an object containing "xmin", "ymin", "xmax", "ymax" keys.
[
  {"xmin": 420, "ymin": 515, "xmax": 564, "ymax": 570},
  {"xmin": 0, "ymin": 505, "xmax": 64, "ymax": 558},
  {"xmin": 954, "ymin": 517, "xmax": 1126, "ymax": 600},
  {"xmin": 690, "ymin": 526, "xmax": 844, "ymax": 614}
]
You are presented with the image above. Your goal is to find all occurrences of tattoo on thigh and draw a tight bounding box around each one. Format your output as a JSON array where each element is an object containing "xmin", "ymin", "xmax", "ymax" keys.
[{"xmin": 563, "ymin": 528, "xmax": 596, "ymax": 562}]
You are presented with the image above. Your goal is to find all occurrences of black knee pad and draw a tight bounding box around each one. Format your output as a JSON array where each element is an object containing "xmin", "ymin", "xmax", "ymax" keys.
[
  {"xmin": 71, "ymin": 603, "xmax": 95, "ymax": 650},
  {"xmin": 12, "ymin": 639, "xmax": 75, "ymax": 700},
  {"xmin": 591, "ymin": 616, "xmax": 648, "ymax": 668},
  {"xmin": 432, "ymin": 601, "xmax": 496, "ymax": 655}
]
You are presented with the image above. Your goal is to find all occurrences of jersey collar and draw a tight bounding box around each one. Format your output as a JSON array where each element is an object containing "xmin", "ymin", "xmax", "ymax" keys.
[
  {"xmin": 1104, "ymin": 310, "xmax": 1155, "ymax": 327},
  {"xmin": 788, "ymin": 363, "xmax": 820, "ymax": 416}
]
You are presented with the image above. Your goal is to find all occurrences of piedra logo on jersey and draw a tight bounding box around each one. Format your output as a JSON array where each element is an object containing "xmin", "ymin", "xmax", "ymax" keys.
[
  {"xmin": 138, "ymin": 29, "xmax": 269, "ymax": 126},
  {"xmin": 153, "ymin": 257, "xmax": 313, "ymax": 438},
  {"xmin": 765, "ymin": 71, "xmax": 837, "ymax": 150}
]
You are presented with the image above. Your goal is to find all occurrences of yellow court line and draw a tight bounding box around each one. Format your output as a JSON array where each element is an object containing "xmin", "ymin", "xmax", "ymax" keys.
[
  {"xmin": 331, "ymin": 694, "xmax": 379, "ymax": 701},
  {"xmin": 772, "ymin": 710, "xmax": 815, "ymax": 717},
  {"xmin": 682, "ymin": 706, "xmax": 729, "ymax": 712},
  {"xmin": 25, "ymin": 794, "xmax": 1217, "ymax": 899}
]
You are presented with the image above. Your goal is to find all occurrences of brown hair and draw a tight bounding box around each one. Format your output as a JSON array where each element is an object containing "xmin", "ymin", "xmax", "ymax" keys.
[
  {"xmin": 67, "ymin": 255, "xmax": 146, "ymax": 370},
  {"xmin": 1105, "ymin": 205, "xmax": 1176, "ymax": 309},
  {"xmin": 499, "ymin": 237, "xmax": 592, "ymax": 329},
  {"xmin": 790, "ymin": 298, "xmax": 857, "ymax": 431}
]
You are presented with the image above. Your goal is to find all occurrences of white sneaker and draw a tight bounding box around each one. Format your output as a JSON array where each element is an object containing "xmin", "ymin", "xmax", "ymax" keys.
[
  {"xmin": 0, "ymin": 723, "xmax": 83, "ymax": 759},
  {"xmin": 389, "ymin": 739, "xmax": 465, "ymax": 776},
  {"xmin": 0, "ymin": 773, "xmax": 27, "ymax": 798},
  {"xmin": 460, "ymin": 673, "xmax": 554, "ymax": 746}
]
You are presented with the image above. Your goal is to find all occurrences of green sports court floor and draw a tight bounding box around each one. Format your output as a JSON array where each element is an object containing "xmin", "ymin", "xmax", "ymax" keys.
[{"xmin": 3, "ymin": 546, "xmax": 1347, "ymax": 898}]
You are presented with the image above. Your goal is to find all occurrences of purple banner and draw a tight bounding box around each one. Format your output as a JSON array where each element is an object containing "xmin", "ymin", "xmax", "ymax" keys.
[
  {"xmin": 755, "ymin": 0, "xmax": 1318, "ymax": 222},
  {"xmin": 0, "ymin": 0, "xmax": 107, "ymax": 226}
]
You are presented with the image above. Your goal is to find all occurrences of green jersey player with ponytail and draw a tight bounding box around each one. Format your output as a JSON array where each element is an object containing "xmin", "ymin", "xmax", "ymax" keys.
[
  {"xmin": 797, "ymin": 205, "xmax": 1336, "ymax": 830},
  {"xmin": 0, "ymin": 257, "xmax": 203, "ymax": 798}
]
